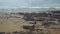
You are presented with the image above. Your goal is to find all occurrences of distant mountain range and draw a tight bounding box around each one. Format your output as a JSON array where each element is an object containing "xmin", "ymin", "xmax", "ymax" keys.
[{"xmin": 0, "ymin": 8, "xmax": 60, "ymax": 12}]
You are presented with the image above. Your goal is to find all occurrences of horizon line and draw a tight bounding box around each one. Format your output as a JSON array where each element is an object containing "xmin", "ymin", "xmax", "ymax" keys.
[{"xmin": 0, "ymin": 6, "xmax": 60, "ymax": 8}]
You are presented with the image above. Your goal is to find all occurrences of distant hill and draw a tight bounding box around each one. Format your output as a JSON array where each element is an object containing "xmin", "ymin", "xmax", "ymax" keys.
[{"xmin": 0, "ymin": 8, "xmax": 60, "ymax": 12}]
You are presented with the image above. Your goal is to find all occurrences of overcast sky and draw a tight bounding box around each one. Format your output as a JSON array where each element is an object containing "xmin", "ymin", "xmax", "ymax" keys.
[{"xmin": 0, "ymin": 0, "xmax": 60, "ymax": 8}]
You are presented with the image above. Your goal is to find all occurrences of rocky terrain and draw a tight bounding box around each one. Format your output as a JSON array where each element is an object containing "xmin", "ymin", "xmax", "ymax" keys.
[{"xmin": 0, "ymin": 11, "xmax": 60, "ymax": 34}]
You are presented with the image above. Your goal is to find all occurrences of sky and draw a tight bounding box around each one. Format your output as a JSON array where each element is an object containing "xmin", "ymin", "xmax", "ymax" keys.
[{"xmin": 0, "ymin": 0, "xmax": 60, "ymax": 8}]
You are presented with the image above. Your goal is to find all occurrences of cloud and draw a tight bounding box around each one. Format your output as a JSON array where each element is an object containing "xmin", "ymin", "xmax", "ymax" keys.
[
  {"xmin": 0, "ymin": 0, "xmax": 18, "ymax": 2},
  {"xmin": 0, "ymin": 0, "xmax": 47, "ymax": 2},
  {"xmin": 0, "ymin": 0, "xmax": 60, "ymax": 8}
]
